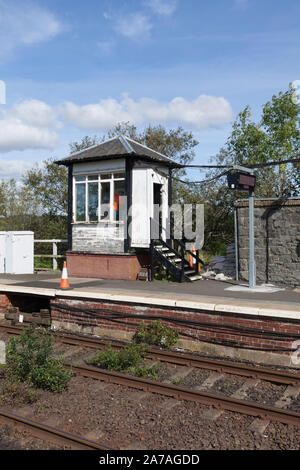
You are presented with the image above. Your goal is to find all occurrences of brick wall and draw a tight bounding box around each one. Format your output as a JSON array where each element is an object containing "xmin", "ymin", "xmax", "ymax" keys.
[
  {"xmin": 50, "ymin": 297, "xmax": 300, "ymax": 356},
  {"xmin": 0, "ymin": 294, "xmax": 11, "ymax": 318},
  {"xmin": 236, "ymin": 198, "xmax": 300, "ymax": 287},
  {"xmin": 66, "ymin": 251, "xmax": 150, "ymax": 280}
]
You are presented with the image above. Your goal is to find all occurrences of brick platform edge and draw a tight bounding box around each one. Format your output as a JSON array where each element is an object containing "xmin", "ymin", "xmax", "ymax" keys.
[
  {"xmin": 49, "ymin": 296, "xmax": 300, "ymax": 368},
  {"xmin": 66, "ymin": 251, "xmax": 150, "ymax": 280},
  {"xmin": 1, "ymin": 293, "xmax": 300, "ymax": 367}
]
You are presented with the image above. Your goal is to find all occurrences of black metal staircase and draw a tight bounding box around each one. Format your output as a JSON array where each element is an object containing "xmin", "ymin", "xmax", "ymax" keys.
[{"xmin": 149, "ymin": 218, "xmax": 204, "ymax": 282}]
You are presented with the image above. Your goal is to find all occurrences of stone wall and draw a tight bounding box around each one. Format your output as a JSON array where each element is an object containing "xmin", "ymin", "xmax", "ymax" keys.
[{"xmin": 236, "ymin": 198, "xmax": 300, "ymax": 287}]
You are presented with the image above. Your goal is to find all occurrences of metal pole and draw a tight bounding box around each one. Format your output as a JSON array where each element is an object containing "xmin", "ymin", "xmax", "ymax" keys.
[
  {"xmin": 234, "ymin": 205, "xmax": 239, "ymax": 282},
  {"xmin": 53, "ymin": 242, "xmax": 57, "ymax": 271},
  {"xmin": 248, "ymin": 188, "xmax": 256, "ymax": 288}
]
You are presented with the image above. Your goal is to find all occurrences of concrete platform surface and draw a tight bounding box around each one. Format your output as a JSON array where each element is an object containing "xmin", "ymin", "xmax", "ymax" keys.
[{"xmin": 0, "ymin": 274, "xmax": 299, "ymax": 320}]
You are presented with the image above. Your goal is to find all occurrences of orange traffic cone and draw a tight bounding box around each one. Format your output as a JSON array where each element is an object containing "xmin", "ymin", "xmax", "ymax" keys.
[
  {"xmin": 189, "ymin": 246, "xmax": 196, "ymax": 268},
  {"xmin": 59, "ymin": 261, "xmax": 70, "ymax": 289}
]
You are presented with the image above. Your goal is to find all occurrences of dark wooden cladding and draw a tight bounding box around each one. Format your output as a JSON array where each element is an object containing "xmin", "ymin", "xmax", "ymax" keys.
[
  {"xmin": 67, "ymin": 164, "xmax": 73, "ymax": 251},
  {"xmin": 124, "ymin": 158, "xmax": 132, "ymax": 253}
]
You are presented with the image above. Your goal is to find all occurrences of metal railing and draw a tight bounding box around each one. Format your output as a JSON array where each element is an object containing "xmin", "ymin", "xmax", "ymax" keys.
[
  {"xmin": 149, "ymin": 217, "xmax": 204, "ymax": 282},
  {"xmin": 34, "ymin": 239, "xmax": 67, "ymax": 270}
]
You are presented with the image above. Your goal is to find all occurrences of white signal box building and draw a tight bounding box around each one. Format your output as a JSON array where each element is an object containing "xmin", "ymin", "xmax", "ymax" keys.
[{"xmin": 55, "ymin": 135, "xmax": 181, "ymax": 280}]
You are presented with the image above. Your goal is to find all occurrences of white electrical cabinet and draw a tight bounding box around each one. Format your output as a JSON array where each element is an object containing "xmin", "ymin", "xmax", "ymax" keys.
[
  {"xmin": 0, "ymin": 232, "xmax": 7, "ymax": 273},
  {"xmin": 0, "ymin": 231, "xmax": 34, "ymax": 274}
]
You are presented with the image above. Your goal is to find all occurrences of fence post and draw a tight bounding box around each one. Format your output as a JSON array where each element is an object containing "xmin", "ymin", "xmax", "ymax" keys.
[{"xmin": 53, "ymin": 242, "xmax": 58, "ymax": 270}]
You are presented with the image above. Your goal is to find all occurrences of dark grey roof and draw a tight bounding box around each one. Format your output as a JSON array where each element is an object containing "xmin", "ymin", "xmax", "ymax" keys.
[{"xmin": 55, "ymin": 135, "xmax": 182, "ymax": 168}]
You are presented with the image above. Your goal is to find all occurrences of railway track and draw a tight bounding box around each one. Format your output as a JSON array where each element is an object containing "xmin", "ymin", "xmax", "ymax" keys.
[
  {"xmin": 2, "ymin": 323, "xmax": 300, "ymax": 386},
  {"xmin": 58, "ymin": 333, "xmax": 300, "ymax": 386},
  {"xmin": 0, "ymin": 408, "xmax": 113, "ymax": 450},
  {"xmin": 1, "ymin": 323, "xmax": 300, "ymax": 430},
  {"xmin": 65, "ymin": 362, "xmax": 300, "ymax": 427}
]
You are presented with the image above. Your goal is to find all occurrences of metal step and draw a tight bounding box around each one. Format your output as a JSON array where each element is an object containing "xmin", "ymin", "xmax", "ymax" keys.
[
  {"xmin": 152, "ymin": 240, "xmax": 203, "ymax": 283},
  {"xmin": 187, "ymin": 274, "xmax": 202, "ymax": 282},
  {"xmin": 184, "ymin": 269, "xmax": 195, "ymax": 275}
]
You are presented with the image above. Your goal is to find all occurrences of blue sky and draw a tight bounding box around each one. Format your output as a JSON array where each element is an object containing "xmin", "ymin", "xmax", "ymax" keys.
[{"xmin": 0, "ymin": 0, "xmax": 299, "ymax": 179}]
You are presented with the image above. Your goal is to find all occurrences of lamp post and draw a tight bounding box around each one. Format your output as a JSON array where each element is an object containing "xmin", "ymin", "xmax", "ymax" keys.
[{"xmin": 227, "ymin": 166, "xmax": 256, "ymax": 289}]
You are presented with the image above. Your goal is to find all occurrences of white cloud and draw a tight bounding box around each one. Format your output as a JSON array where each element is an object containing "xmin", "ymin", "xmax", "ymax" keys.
[
  {"xmin": 0, "ymin": 93, "xmax": 233, "ymax": 152},
  {"xmin": 113, "ymin": 13, "xmax": 153, "ymax": 39},
  {"xmin": 0, "ymin": 99, "xmax": 60, "ymax": 152},
  {"xmin": 0, "ymin": 0, "xmax": 63, "ymax": 60},
  {"xmin": 0, "ymin": 120, "xmax": 59, "ymax": 152},
  {"xmin": 0, "ymin": 158, "xmax": 37, "ymax": 179},
  {"xmin": 7, "ymin": 100, "xmax": 60, "ymax": 129},
  {"xmin": 146, "ymin": 0, "xmax": 177, "ymax": 16},
  {"xmin": 61, "ymin": 94, "xmax": 233, "ymax": 130}
]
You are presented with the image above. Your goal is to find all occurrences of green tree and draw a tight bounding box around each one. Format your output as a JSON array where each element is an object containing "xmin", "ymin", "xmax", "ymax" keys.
[
  {"xmin": 22, "ymin": 158, "xmax": 68, "ymax": 217},
  {"xmin": 199, "ymin": 87, "xmax": 300, "ymax": 253},
  {"xmin": 70, "ymin": 121, "xmax": 198, "ymax": 167},
  {"xmin": 212, "ymin": 88, "xmax": 300, "ymax": 197},
  {"xmin": 69, "ymin": 135, "xmax": 99, "ymax": 154}
]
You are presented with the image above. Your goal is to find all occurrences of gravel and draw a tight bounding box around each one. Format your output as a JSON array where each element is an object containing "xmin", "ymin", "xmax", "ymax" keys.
[
  {"xmin": 210, "ymin": 374, "xmax": 245, "ymax": 397},
  {"xmin": 246, "ymin": 382, "xmax": 287, "ymax": 406},
  {"xmin": 0, "ymin": 329, "xmax": 300, "ymax": 450},
  {"xmin": 1, "ymin": 375, "xmax": 300, "ymax": 450},
  {"xmin": 180, "ymin": 369, "xmax": 211, "ymax": 388}
]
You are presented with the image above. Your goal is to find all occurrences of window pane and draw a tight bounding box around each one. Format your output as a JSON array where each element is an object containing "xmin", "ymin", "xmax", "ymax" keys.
[
  {"xmin": 100, "ymin": 182, "xmax": 110, "ymax": 220},
  {"xmin": 100, "ymin": 173, "xmax": 111, "ymax": 180},
  {"xmin": 113, "ymin": 180, "xmax": 125, "ymax": 221},
  {"xmin": 88, "ymin": 175, "xmax": 98, "ymax": 181},
  {"xmin": 75, "ymin": 176, "xmax": 85, "ymax": 182},
  {"xmin": 76, "ymin": 184, "xmax": 86, "ymax": 221},
  {"xmin": 113, "ymin": 172, "xmax": 125, "ymax": 179},
  {"xmin": 88, "ymin": 182, "xmax": 98, "ymax": 221}
]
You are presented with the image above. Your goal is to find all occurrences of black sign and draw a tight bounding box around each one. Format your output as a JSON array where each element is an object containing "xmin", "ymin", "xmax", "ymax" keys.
[{"xmin": 227, "ymin": 172, "xmax": 256, "ymax": 191}]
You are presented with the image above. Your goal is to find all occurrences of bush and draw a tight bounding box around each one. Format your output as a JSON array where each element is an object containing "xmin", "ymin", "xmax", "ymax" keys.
[
  {"xmin": 127, "ymin": 363, "xmax": 161, "ymax": 381},
  {"xmin": 6, "ymin": 325, "xmax": 72, "ymax": 393},
  {"xmin": 87, "ymin": 343, "xmax": 148, "ymax": 372},
  {"xmin": 133, "ymin": 320, "xmax": 179, "ymax": 349},
  {"xmin": 87, "ymin": 343, "xmax": 161, "ymax": 379}
]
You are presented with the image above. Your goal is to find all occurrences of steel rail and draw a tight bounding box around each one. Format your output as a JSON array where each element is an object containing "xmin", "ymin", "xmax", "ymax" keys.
[
  {"xmin": 67, "ymin": 363, "xmax": 300, "ymax": 428},
  {"xmin": 0, "ymin": 408, "xmax": 113, "ymax": 450},
  {"xmin": 1, "ymin": 323, "xmax": 300, "ymax": 386},
  {"xmin": 1, "ymin": 325, "xmax": 300, "ymax": 429},
  {"xmin": 58, "ymin": 333, "xmax": 300, "ymax": 386}
]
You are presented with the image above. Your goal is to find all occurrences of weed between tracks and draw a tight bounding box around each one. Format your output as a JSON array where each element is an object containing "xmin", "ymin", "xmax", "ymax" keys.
[
  {"xmin": 86, "ymin": 320, "xmax": 180, "ymax": 380},
  {"xmin": 86, "ymin": 343, "xmax": 161, "ymax": 380}
]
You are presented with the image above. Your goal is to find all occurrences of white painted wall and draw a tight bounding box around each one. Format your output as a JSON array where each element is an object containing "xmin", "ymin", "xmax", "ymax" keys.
[
  {"xmin": 131, "ymin": 167, "xmax": 150, "ymax": 247},
  {"xmin": 131, "ymin": 165, "xmax": 169, "ymax": 247},
  {"xmin": 72, "ymin": 159, "xmax": 169, "ymax": 251}
]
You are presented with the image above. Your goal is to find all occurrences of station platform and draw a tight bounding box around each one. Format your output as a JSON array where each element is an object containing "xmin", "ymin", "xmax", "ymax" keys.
[
  {"xmin": 0, "ymin": 273, "xmax": 300, "ymax": 366},
  {"xmin": 0, "ymin": 273, "xmax": 299, "ymax": 321}
]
